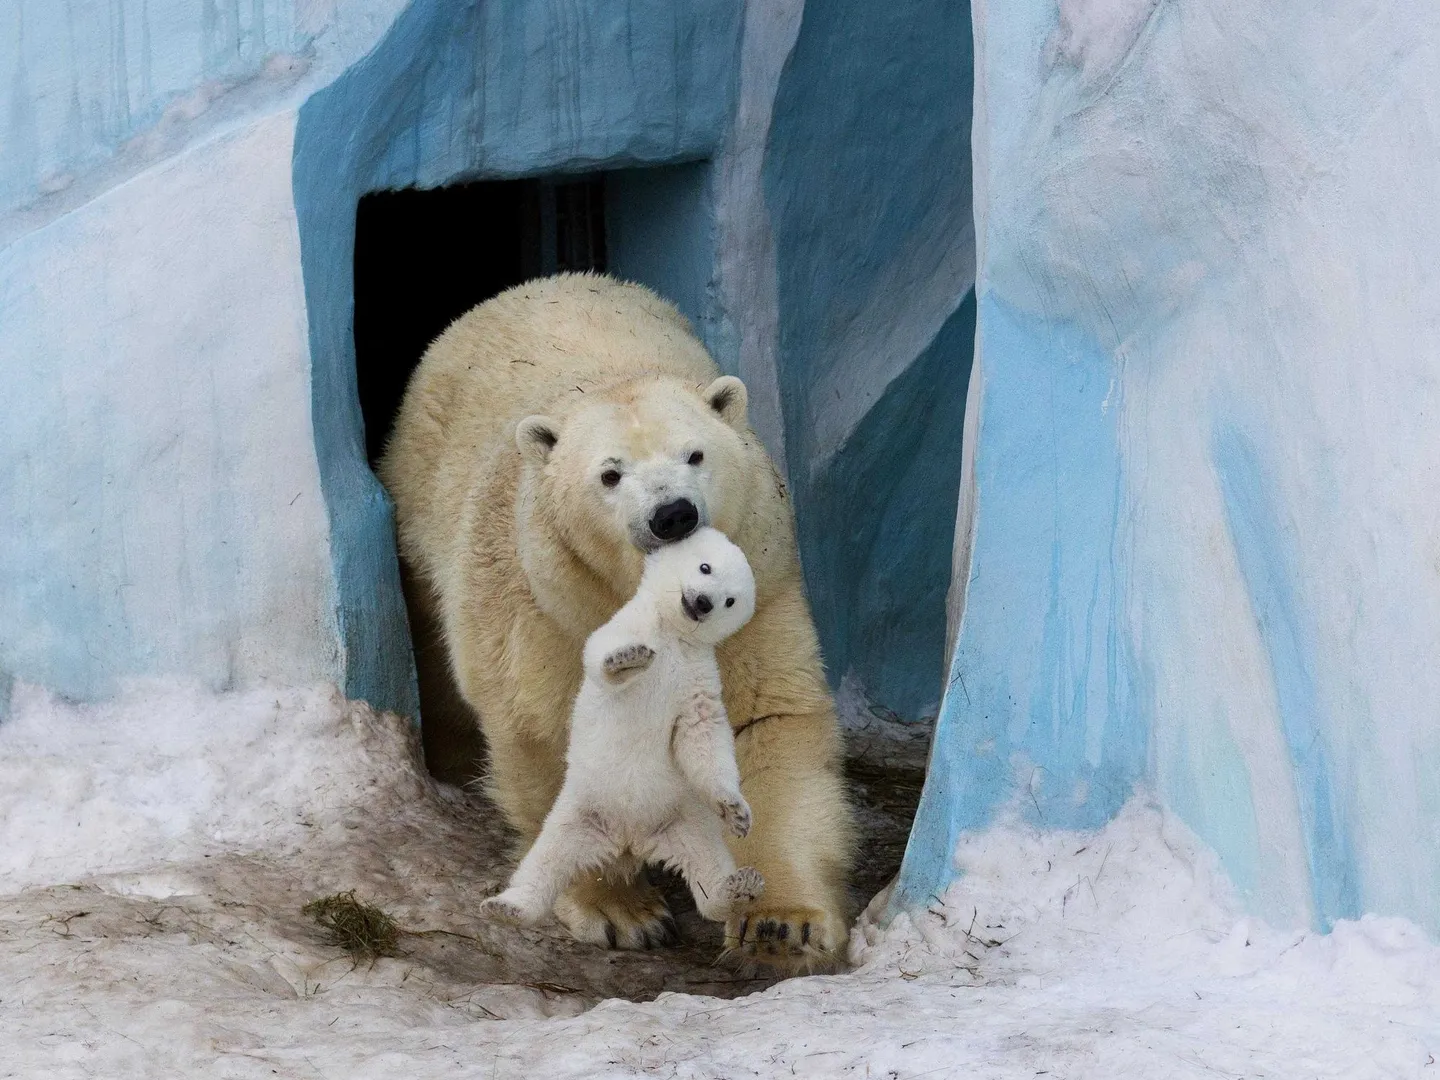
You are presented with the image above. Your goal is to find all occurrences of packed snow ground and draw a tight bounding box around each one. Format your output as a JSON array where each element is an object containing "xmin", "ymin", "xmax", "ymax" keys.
[{"xmin": 1, "ymin": 685, "xmax": 1436, "ymax": 1078}]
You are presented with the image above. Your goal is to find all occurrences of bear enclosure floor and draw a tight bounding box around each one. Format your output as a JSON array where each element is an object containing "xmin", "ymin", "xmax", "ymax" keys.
[
  {"xmin": 1, "ymin": 684, "xmax": 932, "ymax": 1027},
  {"xmin": 386, "ymin": 709, "xmax": 932, "ymax": 1005},
  {"xmin": 6, "ymin": 686, "xmax": 1435, "ymax": 1078}
]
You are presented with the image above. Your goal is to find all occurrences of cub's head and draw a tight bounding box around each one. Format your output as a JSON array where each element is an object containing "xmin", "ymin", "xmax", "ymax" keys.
[
  {"xmin": 515, "ymin": 374, "xmax": 753, "ymax": 564},
  {"xmin": 643, "ymin": 527, "xmax": 756, "ymax": 645}
]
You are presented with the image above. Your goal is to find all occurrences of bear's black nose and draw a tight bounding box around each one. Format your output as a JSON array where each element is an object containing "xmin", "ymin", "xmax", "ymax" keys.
[
  {"xmin": 649, "ymin": 498, "xmax": 699, "ymax": 542},
  {"xmin": 693, "ymin": 594, "xmax": 714, "ymax": 615}
]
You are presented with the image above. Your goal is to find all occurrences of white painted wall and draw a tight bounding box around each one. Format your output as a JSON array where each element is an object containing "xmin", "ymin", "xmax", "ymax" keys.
[
  {"xmin": 0, "ymin": 110, "xmax": 338, "ymax": 701},
  {"xmin": 906, "ymin": 0, "xmax": 1440, "ymax": 937}
]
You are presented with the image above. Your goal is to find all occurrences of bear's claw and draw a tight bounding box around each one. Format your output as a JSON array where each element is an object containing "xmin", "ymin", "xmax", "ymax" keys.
[
  {"xmin": 722, "ymin": 904, "xmax": 846, "ymax": 975},
  {"xmin": 478, "ymin": 893, "xmax": 540, "ymax": 927},
  {"xmin": 554, "ymin": 875, "xmax": 676, "ymax": 951}
]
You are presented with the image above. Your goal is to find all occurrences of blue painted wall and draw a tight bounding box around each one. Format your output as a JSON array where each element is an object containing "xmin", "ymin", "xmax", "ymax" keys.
[
  {"xmin": 895, "ymin": 296, "xmax": 1148, "ymax": 911},
  {"xmin": 1, "ymin": 0, "xmax": 315, "ymax": 217},
  {"xmin": 897, "ymin": 0, "xmax": 1440, "ymax": 939},
  {"xmin": 764, "ymin": 0, "xmax": 975, "ymax": 722}
]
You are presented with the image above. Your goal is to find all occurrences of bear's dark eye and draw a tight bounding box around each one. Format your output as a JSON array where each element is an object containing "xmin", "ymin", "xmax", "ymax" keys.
[
  {"xmin": 601, "ymin": 469, "xmax": 622, "ymax": 487},
  {"xmin": 699, "ymin": 563, "xmax": 711, "ymax": 575},
  {"xmin": 688, "ymin": 450, "xmax": 704, "ymax": 466},
  {"xmin": 725, "ymin": 597, "xmax": 735, "ymax": 608}
]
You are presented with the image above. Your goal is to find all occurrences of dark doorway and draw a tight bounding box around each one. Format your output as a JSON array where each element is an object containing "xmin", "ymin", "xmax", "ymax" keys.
[
  {"xmin": 353, "ymin": 175, "xmax": 609, "ymax": 466},
  {"xmin": 355, "ymin": 173, "xmax": 610, "ymax": 786}
]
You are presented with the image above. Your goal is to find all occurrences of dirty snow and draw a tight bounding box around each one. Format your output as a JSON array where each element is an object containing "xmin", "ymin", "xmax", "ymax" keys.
[{"xmin": 1, "ymin": 684, "xmax": 1436, "ymax": 1078}]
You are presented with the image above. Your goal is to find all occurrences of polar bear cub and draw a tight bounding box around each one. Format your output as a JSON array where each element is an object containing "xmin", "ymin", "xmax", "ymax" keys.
[{"xmin": 480, "ymin": 527, "xmax": 764, "ymax": 927}]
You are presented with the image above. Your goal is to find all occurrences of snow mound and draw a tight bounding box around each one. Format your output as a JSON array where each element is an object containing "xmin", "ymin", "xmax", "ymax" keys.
[{"xmin": 0, "ymin": 681, "xmax": 428, "ymax": 891}]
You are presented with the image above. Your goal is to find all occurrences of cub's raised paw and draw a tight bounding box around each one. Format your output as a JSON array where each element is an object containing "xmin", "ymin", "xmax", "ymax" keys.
[
  {"xmin": 478, "ymin": 893, "xmax": 539, "ymax": 927},
  {"xmin": 717, "ymin": 796, "xmax": 752, "ymax": 838},
  {"xmin": 723, "ymin": 905, "xmax": 847, "ymax": 974},
  {"xmin": 719, "ymin": 866, "xmax": 765, "ymax": 905},
  {"xmin": 602, "ymin": 643, "xmax": 656, "ymax": 681}
]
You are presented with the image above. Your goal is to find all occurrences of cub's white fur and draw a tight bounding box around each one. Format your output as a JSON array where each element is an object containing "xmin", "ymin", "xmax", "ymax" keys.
[{"xmin": 480, "ymin": 528, "xmax": 764, "ymax": 925}]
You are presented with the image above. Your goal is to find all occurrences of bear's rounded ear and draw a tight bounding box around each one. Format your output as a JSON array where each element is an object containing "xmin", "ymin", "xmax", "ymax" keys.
[
  {"xmin": 703, "ymin": 376, "xmax": 748, "ymax": 430},
  {"xmin": 515, "ymin": 414, "xmax": 559, "ymax": 466}
]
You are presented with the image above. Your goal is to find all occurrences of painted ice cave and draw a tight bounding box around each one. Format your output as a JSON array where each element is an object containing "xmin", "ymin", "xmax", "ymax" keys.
[{"xmin": 4, "ymin": 0, "xmax": 1439, "ymax": 938}]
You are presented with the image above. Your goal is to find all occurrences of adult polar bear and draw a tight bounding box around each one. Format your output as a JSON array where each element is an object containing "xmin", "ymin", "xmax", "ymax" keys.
[{"xmin": 380, "ymin": 273, "xmax": 854, "ymax": 972}]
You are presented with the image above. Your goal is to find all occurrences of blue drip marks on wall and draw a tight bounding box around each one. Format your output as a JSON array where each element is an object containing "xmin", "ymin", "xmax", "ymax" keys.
[
  {"xmin": 1211, "ymin": 420, "xmax": 1360, "ymax": 929},
  {"xmin": 893, "ymin": 293, "xmax": 1149, "ymax": 912},
  {"xmin": 292, "ymin": 0, "xmax": 741, "ymax": 716}
]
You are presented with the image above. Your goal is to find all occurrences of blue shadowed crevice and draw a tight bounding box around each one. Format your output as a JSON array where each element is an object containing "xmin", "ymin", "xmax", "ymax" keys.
[
  {"xmin": 892, "ymin": 293, "xmax": 1150, "ymax": 913},
  {"xmin": 802, "ymin": 293, "xmax": 975, "ymax": 721},
  {"xmin": 292, "ymin": 0, "xmax": 741, "ymax": 716},
  {"xmin": 763, "ymin": 0, "xmax": 974, "ymax": 721},
  {"xmin": 1212, "ymin": 420, "xmax": 1360, "ymax": 928}
]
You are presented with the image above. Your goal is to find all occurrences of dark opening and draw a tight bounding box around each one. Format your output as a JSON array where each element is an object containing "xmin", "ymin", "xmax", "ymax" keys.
[{"xmin": 354, "ymin": 175, "xmax": 609, "ymax": 466}]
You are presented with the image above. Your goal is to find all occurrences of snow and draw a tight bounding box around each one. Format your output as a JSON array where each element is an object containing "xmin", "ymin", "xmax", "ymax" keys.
[{"xmin": 2, "ymin": 685, "xmax": 1437, "ymax": 1077}]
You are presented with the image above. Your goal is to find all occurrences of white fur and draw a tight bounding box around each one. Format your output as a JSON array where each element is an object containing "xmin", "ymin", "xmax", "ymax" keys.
[{"xmin": 480, "ymin": 528, "xmax": 765, "ymax": 926}]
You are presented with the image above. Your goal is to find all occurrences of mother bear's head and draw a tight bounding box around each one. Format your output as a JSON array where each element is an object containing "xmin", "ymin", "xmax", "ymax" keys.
[{"xmin": 512, "ymin": 372, "xmax": 791, "ymax": 624}]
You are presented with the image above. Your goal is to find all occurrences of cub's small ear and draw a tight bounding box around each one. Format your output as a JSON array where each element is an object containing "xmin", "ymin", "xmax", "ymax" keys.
[
  {"xmin": 516, "ymin": 414, "xmax": 559, "ymax": 466},
  {"xmin": 703, "ymin": 376, "xmax": 748, "ymax": 430}
]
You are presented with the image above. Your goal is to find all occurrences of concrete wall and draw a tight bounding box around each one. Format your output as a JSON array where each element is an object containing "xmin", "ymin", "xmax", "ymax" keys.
[
  {"xmin": 898, "ymin": 0, "xmax": 1440, "ymax": 939},
  {"xmin": 2, "ymin": 0, "xmax": 970, "ymax": 734},
  {"xmin": 763, "ymin": 0, "xmax": 976, "ymax": 721}
]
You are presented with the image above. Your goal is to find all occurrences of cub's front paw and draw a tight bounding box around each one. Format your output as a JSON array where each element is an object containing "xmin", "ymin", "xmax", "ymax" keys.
[
  {"xmin": 717, "ymin": 796, "xmax": 752, "ymax": 838},
  {"xmin": 602, "ymin": 643, "xmax": 655, "ymax": 682},
  {"xmin": 478, "ymin": 892, "xmax": 541, "ymax": 927}
]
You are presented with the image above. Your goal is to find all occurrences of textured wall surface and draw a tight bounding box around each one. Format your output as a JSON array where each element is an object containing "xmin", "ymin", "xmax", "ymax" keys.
[
  {"xmin": 2, "ymin": 0, "xmax": 970, "ymax": 731},
  {"xmin": 0, "ymin": 113, "xmax": 336, "ymax": 707},
  {"xmin": 764, "ymin": 0, "xmax": 975, "ymax": 721},
  {"xmin": 899, "ymin": 0, "xmax": 1440, "ymax": 938},
  {"xmin": 0, "ymin": 0, "xmax": 407, "ymax": 716}
]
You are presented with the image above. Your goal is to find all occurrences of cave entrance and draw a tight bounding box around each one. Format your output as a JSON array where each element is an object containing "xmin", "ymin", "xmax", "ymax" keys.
[
  {"xmin": 352, "ymin": 173, "xmax": 609, "ymax": 783},
  {"xmin": 353, "ymin": 174, "xmax": 608, "ymax": 466}
]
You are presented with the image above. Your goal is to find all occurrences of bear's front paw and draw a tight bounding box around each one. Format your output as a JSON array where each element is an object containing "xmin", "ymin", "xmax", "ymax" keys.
[
  {"xmin": 554, "ymin": 875, "xmax": 677, "ymax": 950},
  {"xmin": 717, "ymin": 796, "xmax": 752, "ymax": 838},
  {"xmin": 478, "ymin": 892, "xmax": 541, "ymax": 927},
  {"xmin": 725, "ymin": 904, "xmax": 848, "ymax": 975},
  {"xmin": 602, "ymin": 643, "xmax": 656, "ymax": 681}
]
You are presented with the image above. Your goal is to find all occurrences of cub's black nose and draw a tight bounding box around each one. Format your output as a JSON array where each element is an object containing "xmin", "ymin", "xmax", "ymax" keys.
[
  {"xmin": 693, "ymin": 594, "xmax": 714, "ymax": 615},
  {"xmin": 649, "ymin": 498, "xmax": 699, "ymax": 542}
]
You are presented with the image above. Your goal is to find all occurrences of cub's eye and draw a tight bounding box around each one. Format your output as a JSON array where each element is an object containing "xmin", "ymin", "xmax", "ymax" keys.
[
  {"xmin": 699, "ymin": 563, "xmax": 711, "ymax": 575},
  {"xmin": 601, "ymin": 469, "xmax": 622, "ymax": 487},
  {"xmin": 688, "ymin": 450, "xmax": 704, "ymax": 466},
  {"xmin": 725, "ymin": 597, "xmax": 735, "ymax": 608}
]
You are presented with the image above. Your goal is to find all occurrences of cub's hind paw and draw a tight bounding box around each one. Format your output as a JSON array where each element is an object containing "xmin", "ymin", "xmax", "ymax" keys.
[
  {"xmin": 717, "ymin": 796, "xmax": 752, "ymax": 838},
  {"xmin": 602, "ymin": 643, "xmax": 656, "ymax": 681},
  {"xmin": 478, "ymin": 893, "xmax": 541, "ymax": 927},
  {"xmin": 719, "ymin": 866, "xmax": 765, "ymax": 905}
]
